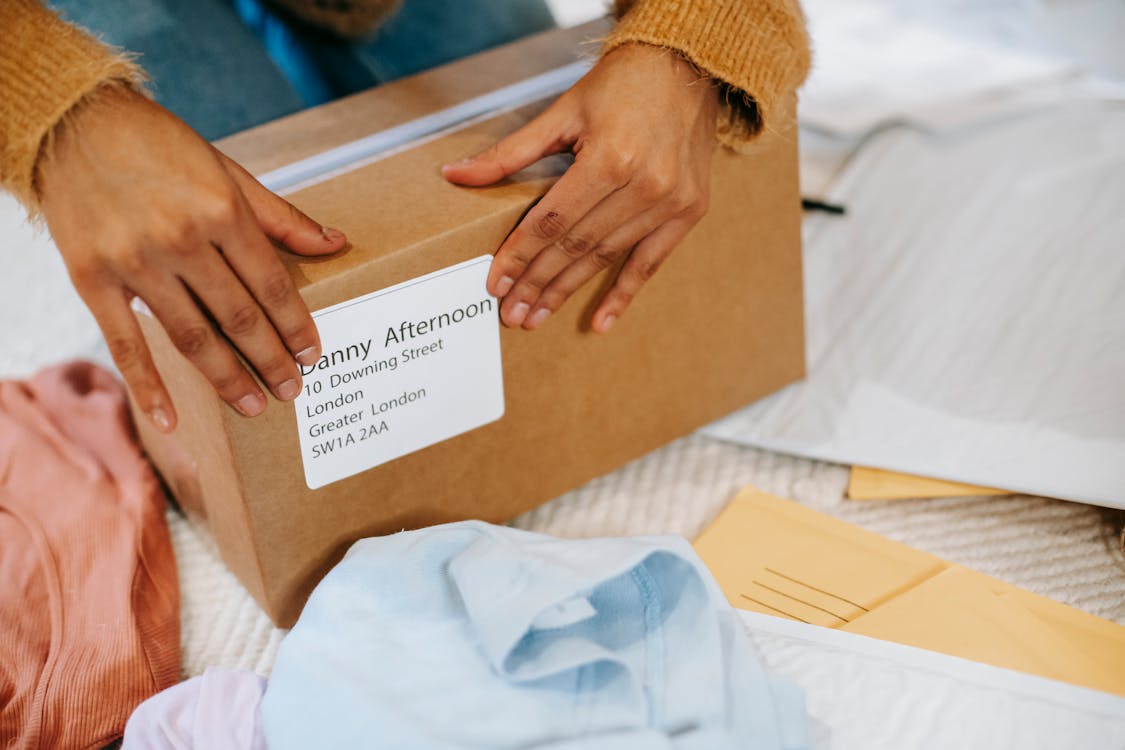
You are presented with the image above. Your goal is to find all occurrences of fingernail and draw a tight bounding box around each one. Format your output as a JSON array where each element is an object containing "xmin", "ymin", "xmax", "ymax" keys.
[
  {"xmin": 601, "ymin": 314, "xmax": 617, "ymax": 332},
  {"xmin": 235, "ymin": 392, "xmax": 266, "ymax": 417},
  {"xmin": 276, "ymin": 378, "xmax": 300, "ymax": 400},
  {"xmin": 525, "ymin": 308, "xmax": 550, "ymax": 330},
  {"xmin": 321, "ymin": 226, "xmax": 345, "ymax": 243},
  {"xmin": 509, "ymin": 301, "xmax": 530, "ymax": 326},
  {"xmin": 495, "ymin": 276, "xmax": 515, "ymax": 297},
  {"xmin": 296, "ymin": 346, "xmax": 320, "ymax": 366},
  {"xmin": 149, "ymin": 407, "xmax": 172, "ymax": 433}
]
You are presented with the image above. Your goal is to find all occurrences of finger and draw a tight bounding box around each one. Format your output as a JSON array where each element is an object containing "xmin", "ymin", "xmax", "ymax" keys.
[
  {"xmin": 179, "ymin": 249, "xmax": 304, "ymax": 401},
  {"xmin": 81, "ymin": 284, "xmax": 177, "ymax": 433},
  {"xmin": 219, "ymin": 152, "xmax": 347, "ymax": 257},
  {"xmin": 524, "ymin": 207, "xmax": 666, "ymax": 331},
  {"xmin": 593, "ymin": 216, "xmax": 697, "ymax": 332},
  {"xmin": 510, "ymin": 189, "xmax": 668, "ymax": 330},
  {"xmin": 440, "ymin": 104, "xmax": 571, "ymax": 187},
  {"xmin": 211, "ymin": 202, "xmax": 322, "ymax": 369},
  {"xmin": 493, "ymin": 155, "xmax": 628, "ymax": 324},
  {"xmin": 138, "ymin": 273, "xmax": 268, "ymax": 417}
]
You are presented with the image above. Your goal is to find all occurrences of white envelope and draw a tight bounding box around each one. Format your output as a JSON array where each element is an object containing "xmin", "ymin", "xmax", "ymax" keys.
[{"xmin": 704, "ymin": 108, "xmax": 1125, "ymax": 508}]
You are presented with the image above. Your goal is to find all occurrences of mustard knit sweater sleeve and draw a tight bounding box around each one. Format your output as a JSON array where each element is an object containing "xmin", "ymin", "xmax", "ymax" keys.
[
  {"xmin": 0, "ymin": 0, "xmax": 810, "ymax": 216},
  {"xmin": 0, "ymin": 0, "xmax": 145, "ymax": 214},
  {"xmin": 608, "ymin": 0, "xmax": 810, "ymax": 145}
]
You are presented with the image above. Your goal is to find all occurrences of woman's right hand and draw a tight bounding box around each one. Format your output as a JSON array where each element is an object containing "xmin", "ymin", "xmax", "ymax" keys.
[{"xmin": 37, "ymin": 85, "xmax": 346, "ymax": 433}]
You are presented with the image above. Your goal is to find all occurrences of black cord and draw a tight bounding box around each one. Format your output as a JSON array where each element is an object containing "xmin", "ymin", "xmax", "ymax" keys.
[{"xmin": 801, "ymin": 197, "xmax": 847, "ymax": 215}]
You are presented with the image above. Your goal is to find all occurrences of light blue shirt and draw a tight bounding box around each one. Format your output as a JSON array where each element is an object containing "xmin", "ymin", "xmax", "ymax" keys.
[{"xmin": 262, "ymin": 521, "xmax": 810, "ymax": 749}]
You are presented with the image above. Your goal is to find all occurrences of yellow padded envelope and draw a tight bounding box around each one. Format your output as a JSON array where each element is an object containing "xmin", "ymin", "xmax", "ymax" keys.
[
  {"xmin": 694, "ymin": 487, "xmax": 1125, "ymax": 697},
  {"xmin": 847, "ymin": 465, "xmax": 1009, "ymax": 500}
]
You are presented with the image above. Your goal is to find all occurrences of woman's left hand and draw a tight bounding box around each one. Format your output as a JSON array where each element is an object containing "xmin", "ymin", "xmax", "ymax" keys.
[{"xmin": 441, "ymin": 42, "xmax": 718, "ymax": 332}]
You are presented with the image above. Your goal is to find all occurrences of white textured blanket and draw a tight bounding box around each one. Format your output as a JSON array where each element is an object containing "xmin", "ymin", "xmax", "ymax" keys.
[{"xmin": 1, "ymin": 192, "xmax": 1121, "ymax": 678}]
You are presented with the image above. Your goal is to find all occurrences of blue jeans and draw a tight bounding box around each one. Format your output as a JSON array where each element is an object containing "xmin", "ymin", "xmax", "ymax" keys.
[{"xmin": 49, "ymin": 0, "xmax": 555, "ymax": 140}]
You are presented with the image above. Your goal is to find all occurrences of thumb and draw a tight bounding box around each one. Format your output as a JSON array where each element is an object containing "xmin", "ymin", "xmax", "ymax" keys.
[
  {"xmin": 442, "ymin": 106, "xmax": 571, "ymax": 187},
  {"xmin": 219, "ymin": 152, "xmax": 347, "ymax": 256}
]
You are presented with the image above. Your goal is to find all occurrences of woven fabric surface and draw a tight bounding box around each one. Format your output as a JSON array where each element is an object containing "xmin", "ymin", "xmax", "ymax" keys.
[
  {"xmin": 2, "ymin": 177, "xmax": 1122, "ymax": 681},
  {"xmin": 171, "ymin": 432, "xmax": 1125, "ymax": 679}
]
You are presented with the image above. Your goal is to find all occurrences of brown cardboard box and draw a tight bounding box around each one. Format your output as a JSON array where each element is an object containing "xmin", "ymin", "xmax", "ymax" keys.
[{"xmin": 132, "ymin": 21, "xmax": 805, "ymax": 626}]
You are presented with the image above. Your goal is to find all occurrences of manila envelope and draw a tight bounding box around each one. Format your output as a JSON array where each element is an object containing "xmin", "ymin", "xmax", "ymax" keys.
[
  {"xmin": 694, "ymin": 487, "xmax": 1125, "ymax": 697},
  {"xmin": 847, "ymin": 465, "xmax": 1009, "ymax": 501}
]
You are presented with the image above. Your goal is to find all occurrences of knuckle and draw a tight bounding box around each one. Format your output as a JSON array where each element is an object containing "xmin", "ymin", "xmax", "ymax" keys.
[
  {"xmin": 199, "ymin": 189, "xmax": 240, "ymax": 226},
  {"xmin": 171, "ymin": 323, "xmax": 211, "ymax": 357},
  {"xmin": 480, "ymin": 142, "xmax": 503, "ymax": 162},
  {"xmin": 516, "ymin": 274, "xmax": 546, "ymax": 294},
  {"xmin": 67, "ymin": 259, "xmax": 107, "ymax": 294},
  {"xmin": 536, "ymin": 289, "xmax": 567, "ymax": 312},
  {"xmin": 210, "ymin": 371, "xmax": 246, "ymax": 398},
  {"xmin": 281, "ymin": 323, "xmax": 317, "ymax": 350},
  {"xmin": 637, "ymin": 256, "xmax": 665, "ymax": 282},
  {"xmin": 280, "ymin": 200, "xmax": 313, "ymax": 234},
  {"xmin": 638, "ymin": 171, "xmax": 675, "ymax": 202},
  {"xmin": 612, "ymin": 287, "xmax": 635, "ymax": 307},
  {"xmin": 110, "ymin": 245, "xmax": 149, "ymax": 278},
  {"xmin": 156, "ymin": 218, "xmax": 199, "ymax": 254},
  {"xmin": 224, "ymin": 304, "xmax": 261, "ymax": 336},
  {"xmin": 531, "ymin": 209, "xmax": 567, "ymax": 241},
  {"xmin": 689, "ymin": 194, "xmax": 710, "ymax": 220},
  {"xmin": 495, "ymin": 246, "xmax": 531, "ymax": 275},
  {"xmin": 601, "ymin": 151, "xmax": 636, "ymax": 184},
  {"xmin": 259, "ymin": 272, "xmax": 294, "ymax": 307},
  {"xmin": 106, "ymin": 335, "xmax": 146, "ymax": 370},
  {"xmin": 590, "ymin": 243, "xmax": 624, "ymax": 270},
  {"xmin": 254, "ymin": 353, "xmax": 293, "ymax": 382},
  {"xmin": 557, "ymin": 232, "xmax": 593, "ymax": 260},
  {"xmin": 284, "ymin": 201, "xmax": 304, "ymax": 223},
  {"xmin": 669, "ymin": 187, "xmax": 697, "ymax": 214}
]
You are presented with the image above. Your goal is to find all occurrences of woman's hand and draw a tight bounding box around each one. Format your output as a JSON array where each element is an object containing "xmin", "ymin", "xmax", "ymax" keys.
[
  {"xmin": 442, "ymin": 42, "xmax": 718, "ymax": 332},
  {"xmin": 37, "ymin": 86, "xmax": 347, "ymax": 433}
]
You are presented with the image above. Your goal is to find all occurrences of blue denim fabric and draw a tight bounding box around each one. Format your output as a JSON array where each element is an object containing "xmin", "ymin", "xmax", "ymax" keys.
[
  {"xmin": 229, "ymin": 0, "xmax": 555, "ymax": 105},
  {"xmin": 48, "ymin": 0, "xmax": 555, "ymax": 140},
  {"xmin": 261, "ymin": 522, "xmax": 811, "ymax": 749},
  {"xmin": 49, "ymin": 0, "xmax": 306, "ymax": 140}
]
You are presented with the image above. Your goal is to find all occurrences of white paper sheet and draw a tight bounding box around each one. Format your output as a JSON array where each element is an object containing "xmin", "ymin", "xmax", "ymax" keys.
[
  {"xmin": 703, "ymin": 107, "xmax": 1125, "ymax": 508},
  {"xmin": 742, "ymin": 611, "xmax": 1125, "ymax": 749},
  {"xmin": 799, "ymin": 0, "xmax": 1075, "ymax": 134},
  {"xmin": 0, "ymin": 196, "xmax": 110, "ymax": 378}
]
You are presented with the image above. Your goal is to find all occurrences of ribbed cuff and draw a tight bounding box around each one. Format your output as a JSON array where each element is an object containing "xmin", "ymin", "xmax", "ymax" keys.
[
  {"xmin": 605, "ymin": 0, "xmax": 810, "ymax": 147},
  {"xmin": 0, "ymin": 0, "xmax": 145, "ymax": 216}
]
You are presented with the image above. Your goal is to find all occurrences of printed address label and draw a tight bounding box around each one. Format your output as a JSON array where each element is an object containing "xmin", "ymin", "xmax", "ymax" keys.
[{"xmin": 294, "ymin": 255, "xmax": 503, "ymax": 489}]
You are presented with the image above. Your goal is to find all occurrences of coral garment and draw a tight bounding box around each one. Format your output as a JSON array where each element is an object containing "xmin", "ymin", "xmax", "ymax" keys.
[{"xmin": 0, "ymin": 362, "xmax": 179, "ymax": 749}]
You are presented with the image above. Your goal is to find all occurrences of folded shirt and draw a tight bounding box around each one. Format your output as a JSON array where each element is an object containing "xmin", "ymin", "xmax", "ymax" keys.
[
  {"xmin": 262, "ymin": 521, "xmax": 810, "ymax": 749},
  {"xmin": 0, "ymin": 362, "xmax": 179, "ymax": 748},
  {"xmin": 122, "ymin": 668, "xmax": 267, "ymax": 750}
]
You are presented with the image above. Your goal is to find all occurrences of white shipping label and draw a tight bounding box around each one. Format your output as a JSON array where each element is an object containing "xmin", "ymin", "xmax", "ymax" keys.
[{"xmin": 294, "ymin": 256, "xmax": 504, "ymax": 489}]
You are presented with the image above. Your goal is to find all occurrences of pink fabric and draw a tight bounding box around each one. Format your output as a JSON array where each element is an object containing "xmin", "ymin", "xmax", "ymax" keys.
[
  {"xmin": 123, "ymin": 668, "xmax": 267, "ymax": 750},
  {"xmin": 0, "ymin": 362, "xmax": 179, "ymax": 749}
]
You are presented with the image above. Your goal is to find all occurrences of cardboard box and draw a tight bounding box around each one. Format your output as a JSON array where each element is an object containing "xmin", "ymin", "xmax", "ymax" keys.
[{"xmin": 132, "ymin": 21, "xmax": 805, "ymax": 626}]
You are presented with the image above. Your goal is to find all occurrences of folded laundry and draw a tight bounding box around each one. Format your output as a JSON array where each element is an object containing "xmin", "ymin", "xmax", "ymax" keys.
[
  {"xmin": 0, "ymin": 362, "xmax": 179, "ymax": 748},
  {"xmin": 262, "ymin": 522, "xmax": 810, "ymax": 749},
  {"xmin": 122, "ymin": 668, "xmax": 267, "ymax": 750}
]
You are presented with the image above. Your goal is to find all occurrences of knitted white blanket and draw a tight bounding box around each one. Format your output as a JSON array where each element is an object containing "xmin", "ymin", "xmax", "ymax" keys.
[
  {"xmin": 1, "ymin": 191, "xmax": 1120, "ymax": 680},
  {"xmin": 170, "ymin": 433, "xmax": 1125, "ymax": 677}
]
